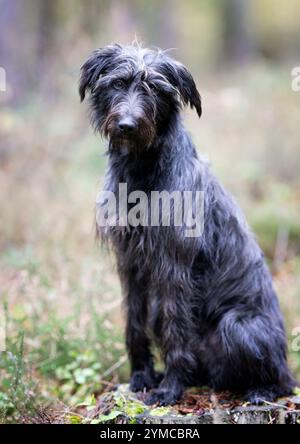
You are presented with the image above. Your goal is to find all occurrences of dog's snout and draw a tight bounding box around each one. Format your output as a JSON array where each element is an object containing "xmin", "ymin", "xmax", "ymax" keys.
[{"xmin": 118, "ymin": 117, "xmax": 136, "ymax": 134}]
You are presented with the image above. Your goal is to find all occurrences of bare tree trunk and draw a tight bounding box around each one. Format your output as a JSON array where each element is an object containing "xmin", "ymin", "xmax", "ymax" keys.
[
  {"xmin": 36, "ymin": 0, "xmax": 58, "ymax": 97},
  {"xmin": 154, "ymin": 0, "xmax": 179, "ymax": 50},
  {"xmin": 0, "ymin": 0, "xmax": 27, "ymax": 103},
  {"xmin": 221, "ymin": 0, "xmax": 256, "ymax": 64}
]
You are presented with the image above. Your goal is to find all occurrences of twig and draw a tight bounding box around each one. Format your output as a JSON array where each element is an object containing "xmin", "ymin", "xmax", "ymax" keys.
[
  {"xmin": 258, "ymin": 399, "xmax": 291, "ymax": 410},
  {"xmin": 100, "ymin": 355, "xmax": 127, "ymax": 379}
]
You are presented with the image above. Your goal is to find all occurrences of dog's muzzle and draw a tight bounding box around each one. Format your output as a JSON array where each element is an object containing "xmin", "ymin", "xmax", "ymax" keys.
[{"xmin": 118, "ymin": 116, "xmax": 137, "ymax": 135}]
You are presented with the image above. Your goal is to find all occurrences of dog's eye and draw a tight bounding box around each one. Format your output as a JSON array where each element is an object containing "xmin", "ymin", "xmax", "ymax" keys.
[
  {"xmin": 149, "ymin": 84, "xmax": 157, "ymax": 92},
  {"xmin": 113, "ymin": 79, "xmax": 126, "ymax": 90}
]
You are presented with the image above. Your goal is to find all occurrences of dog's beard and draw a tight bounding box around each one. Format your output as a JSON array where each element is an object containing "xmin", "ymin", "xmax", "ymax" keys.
[
  {"xmin": 105, "ymin": 123, "xmax": 156, "ymax": 152},
  {"xmin": 109, "ymin": 134, "xmax": 141, "ymax": 153}
]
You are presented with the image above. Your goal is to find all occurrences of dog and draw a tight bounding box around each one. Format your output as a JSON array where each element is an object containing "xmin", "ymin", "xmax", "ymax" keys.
[{"xmin": 79, "ymin": 43, "xmax": 296, "ymax": 406}]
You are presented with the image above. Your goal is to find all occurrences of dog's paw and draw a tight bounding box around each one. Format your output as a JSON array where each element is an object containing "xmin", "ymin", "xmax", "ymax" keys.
[
  {"xmin": 244, "ymin": 387, "xmax": 277, "ymax": 405},
  {"xmin": 129, "ymin": 370, "xmax": 162, "ymax": 392},
  {"xmin": 144, "ymin": 388, "xmax": 181, "ymax": 406}
]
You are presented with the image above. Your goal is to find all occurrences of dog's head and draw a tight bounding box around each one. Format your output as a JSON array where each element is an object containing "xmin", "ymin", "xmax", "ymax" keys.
[{"xmin": 79, "ymin": 43, "xmax": 201, "ymax": 150}]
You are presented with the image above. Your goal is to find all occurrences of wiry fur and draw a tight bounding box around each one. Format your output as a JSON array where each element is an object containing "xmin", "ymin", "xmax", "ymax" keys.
[{"xmin": 80, "ymin": 43, "xmax": 296, "ymax": 406}]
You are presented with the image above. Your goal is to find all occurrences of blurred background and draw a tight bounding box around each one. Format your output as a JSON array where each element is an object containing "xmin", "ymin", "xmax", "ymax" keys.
[{"xmin": 0, "ymin": 0, "xmax": 300, "ymax": 423}]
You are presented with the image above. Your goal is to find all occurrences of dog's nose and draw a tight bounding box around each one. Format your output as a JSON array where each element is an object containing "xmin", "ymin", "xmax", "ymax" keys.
[{"xmin": 118, "ymin": 117, "xmax": 136, "ymax": 134}]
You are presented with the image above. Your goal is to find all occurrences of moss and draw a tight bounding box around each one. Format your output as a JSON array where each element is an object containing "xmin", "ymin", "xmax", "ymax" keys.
[
  {"xmin": 95, "ymin": 387, "xmax": 147, "ymax": 423},
  {"xmin": 149, "ymin": 406, "xmax": 173, "ymax": 417},
  {"xmin": 123, "ymin": 401, "xmax": 146, "ymax": 416},
  {"xmin": 97, "ymin": 410, "xmax": 123, "ymax": 423}
]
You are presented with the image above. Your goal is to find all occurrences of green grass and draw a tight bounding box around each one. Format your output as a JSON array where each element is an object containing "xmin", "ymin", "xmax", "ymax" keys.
[
  {"xmin": 0, "ymin": 234, "xmax": 127, "ymax": 422},
  {"xmin": 0, "ymin": 285, "xmax": 127, "ymax": 423}
]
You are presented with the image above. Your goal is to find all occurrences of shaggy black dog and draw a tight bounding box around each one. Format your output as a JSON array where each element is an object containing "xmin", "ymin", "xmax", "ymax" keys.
[{"xmin": 79, "ymin": 43, "xmax": 295, "ymax": 406}]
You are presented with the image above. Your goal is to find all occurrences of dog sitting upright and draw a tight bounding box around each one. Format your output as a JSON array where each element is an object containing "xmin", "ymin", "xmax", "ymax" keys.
[{"xmin": 79, "ymin": 43, "xmax": 295, "ymax": 406}]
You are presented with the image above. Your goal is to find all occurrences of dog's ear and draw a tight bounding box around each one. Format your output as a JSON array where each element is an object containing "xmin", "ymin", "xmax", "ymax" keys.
[
  {"xmin": 160, "ymin": 58, "xmax": 202, "ymax": 117},
  {"xmin": 79, "ymin": 44, "xmax": 122, "ymax": 101},
  {"xmin": 174, "ymin": 62, "xmax": 202, "ymax": 117}
]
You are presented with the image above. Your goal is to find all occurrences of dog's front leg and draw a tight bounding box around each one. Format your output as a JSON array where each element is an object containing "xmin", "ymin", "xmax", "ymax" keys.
[
  {"xmin": 145, "ymin": 288, "xmax": 196, "ymax": 406},
  {"xmin": 125, "ymin": 279, "xmax": 161, "ymax": 392}
]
